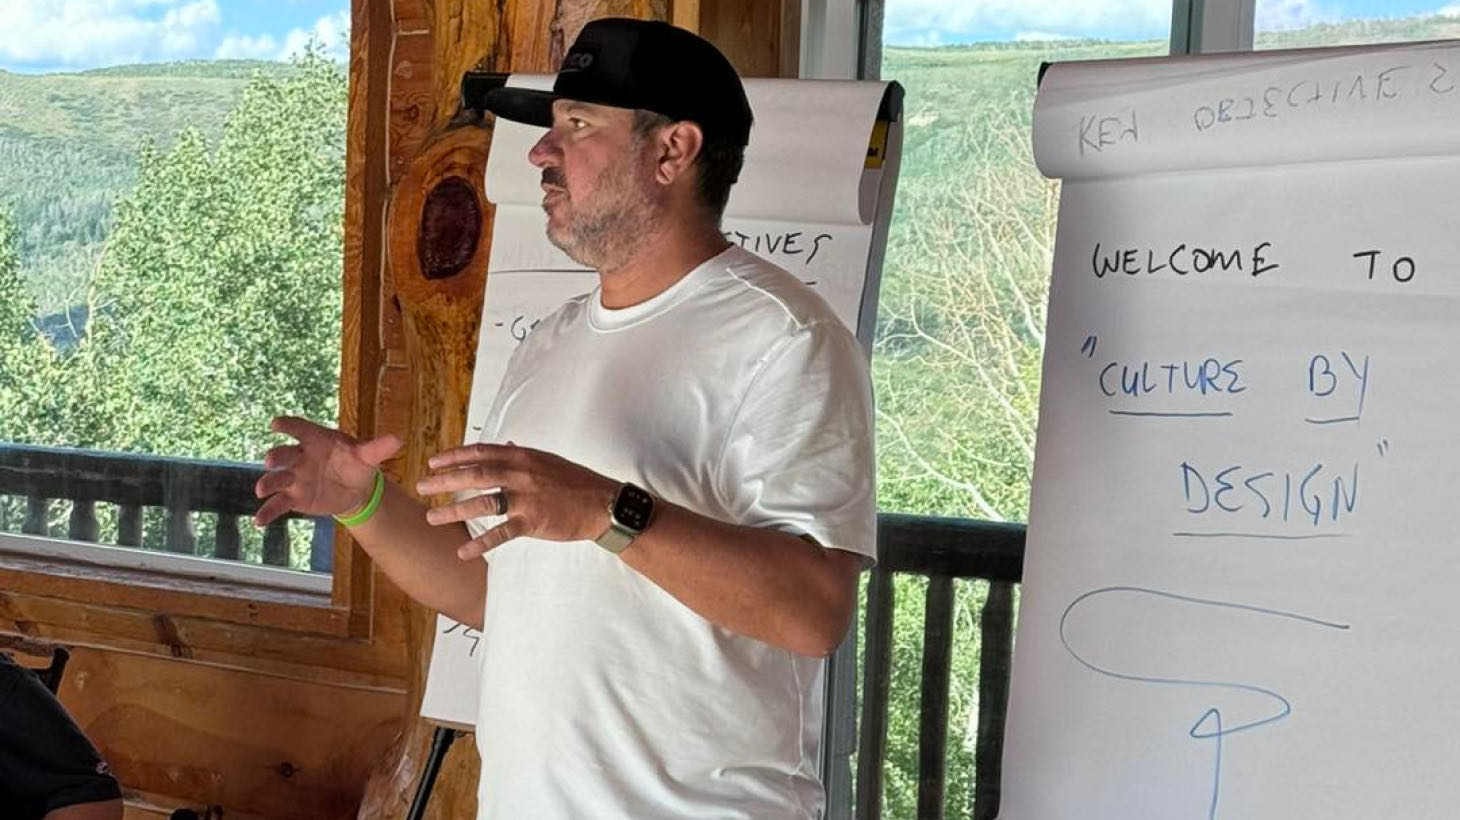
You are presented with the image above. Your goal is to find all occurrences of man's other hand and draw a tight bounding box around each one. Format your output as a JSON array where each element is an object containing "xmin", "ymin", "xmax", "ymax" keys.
[
  {"xmin": 253, "ymin": 416, "xmax": 402, "ymax": 527},
  {"xmin": 416, "ymin": 443, "xmax": 617, "ymax": 559}
]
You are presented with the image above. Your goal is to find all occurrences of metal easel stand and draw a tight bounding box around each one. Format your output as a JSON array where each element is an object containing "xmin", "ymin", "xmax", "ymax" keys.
[{"xmin": 406, "ymin": 726, "xmax": 462, "ymax": 820}]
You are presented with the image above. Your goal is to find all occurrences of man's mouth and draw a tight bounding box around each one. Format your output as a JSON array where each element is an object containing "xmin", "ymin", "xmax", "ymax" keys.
[{"xmin": 540, "ymin": 168, "xmax": 567, "ymax": 195}]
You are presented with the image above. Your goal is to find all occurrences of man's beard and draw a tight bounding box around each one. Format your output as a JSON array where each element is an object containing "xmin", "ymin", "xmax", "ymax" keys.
[{"xmin": 544, "ymin": 161, "xmax": 660, "ymax": 270}]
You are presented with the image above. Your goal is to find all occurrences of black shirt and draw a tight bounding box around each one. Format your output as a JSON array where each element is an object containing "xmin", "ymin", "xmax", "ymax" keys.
[{"xmin": 0, "ymin": 652, "xmax": 121, "ymax": 818}]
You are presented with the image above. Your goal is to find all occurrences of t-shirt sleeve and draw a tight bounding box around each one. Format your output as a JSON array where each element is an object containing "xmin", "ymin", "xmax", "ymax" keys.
[
  {"xmin": 714, "ymin": 320, "xmax": 877, "ymax": 563},
  {"xmin": 0, "ymin": 656, "xmax": 122, "ymax": 816}
]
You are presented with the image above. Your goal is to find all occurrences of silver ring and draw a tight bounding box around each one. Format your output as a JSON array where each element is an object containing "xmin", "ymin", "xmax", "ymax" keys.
[{"xmin": 493, "ymin": 491, "xmax": 508, "ymax": 516}]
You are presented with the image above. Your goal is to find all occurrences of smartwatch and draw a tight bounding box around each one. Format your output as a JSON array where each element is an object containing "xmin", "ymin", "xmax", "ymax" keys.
[{"xmin": 595, "ymin": 482, "xmax": 655, "ymax": 554}]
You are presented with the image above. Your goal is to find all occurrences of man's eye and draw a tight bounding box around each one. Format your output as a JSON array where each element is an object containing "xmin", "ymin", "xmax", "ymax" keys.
[{"xmin": 569, "ymin": 118, "xmax": 588, "ymax": 130}]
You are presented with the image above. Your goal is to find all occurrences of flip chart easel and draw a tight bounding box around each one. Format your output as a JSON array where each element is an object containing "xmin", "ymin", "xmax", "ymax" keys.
[{"xmin": 1003, "ymin": 39, "xmax": 1460, "ymax": 819}]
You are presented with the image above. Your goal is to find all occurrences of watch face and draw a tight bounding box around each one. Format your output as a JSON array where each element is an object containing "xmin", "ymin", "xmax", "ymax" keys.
[{"xmin": 613, "ymin": 483, "xmax": 654, "ymax": 532}]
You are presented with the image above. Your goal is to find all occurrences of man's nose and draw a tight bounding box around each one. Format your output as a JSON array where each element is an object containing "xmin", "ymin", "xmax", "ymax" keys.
[{"xmin": 528, "ymin": 130, "xmax": 558, "ymax": 168}]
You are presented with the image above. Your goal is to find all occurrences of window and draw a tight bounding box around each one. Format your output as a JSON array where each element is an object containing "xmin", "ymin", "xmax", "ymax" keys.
[
  {"xmin": 0, "ymin": 3, "xmax": 350, "ymax": 591},
  {"xmin": 842, "ymin": 2, "xmax": 1460, "ymax": 817},
  {"xmin": 1256, "ymin": 0, "xmax": 1460, "ymax": 50},
  {"xmin": 855, "ymin": 1, "xmax": 1174, "ymax": 816}
]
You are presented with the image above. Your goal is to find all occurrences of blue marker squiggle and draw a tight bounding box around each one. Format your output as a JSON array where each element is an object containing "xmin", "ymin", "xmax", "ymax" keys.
[{"xmin": 1059, "ymin": 586, "xmax": 1349, "ymax": 819}]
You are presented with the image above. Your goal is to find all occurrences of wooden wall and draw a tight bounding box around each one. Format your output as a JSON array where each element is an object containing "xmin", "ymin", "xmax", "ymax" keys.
[{"xmin": 0, "ymin": 0, "xmax": 796, "ymax": 817}]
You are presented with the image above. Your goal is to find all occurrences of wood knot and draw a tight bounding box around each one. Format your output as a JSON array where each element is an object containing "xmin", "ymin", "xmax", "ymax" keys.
[
  {"xmin": 417, "ymin": 176, "xmax": 482, "ymax": 281},
  {"xmin": 151, "ymin": 614, "xmax": 194, "ymax": 659}
]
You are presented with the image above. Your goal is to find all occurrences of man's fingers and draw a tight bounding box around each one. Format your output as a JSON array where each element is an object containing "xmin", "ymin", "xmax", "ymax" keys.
[
  {"xmin": 270, "ymin": 415, "xmax": 321, "ymax": 442},
  {"xmin": 417, "ymin": 464, "xmax": 505, "ymax": 496},
  {"xmin": 425, "ymin": 492, "xmax": 505, "ymax": 526},
  {"xmin": 358, "ymin": 433, "xmax": 403, "ymax": 466},
  {"xmin": 253, "ymin": 495, "xmax": 294, "ymax": 528},
  {"xmin": 262, "ymin": 445, "xmax": 302, "ymax": 470},
  {"xmin": 255, "ymin": 469, "xmax": 295, "ymax": 499},
  {"xmin": 428, "ymin": 442, "xmax": 514, "ymax": 471},
  {"xmin": 457, "ymin": 517, "xmax": 522, "ymax": 560}
]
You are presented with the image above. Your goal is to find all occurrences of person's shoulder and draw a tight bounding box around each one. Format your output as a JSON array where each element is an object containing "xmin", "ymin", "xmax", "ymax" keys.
[{"xmin": 701, "ymin": 245, "xmax": 845, "ymax": 337}]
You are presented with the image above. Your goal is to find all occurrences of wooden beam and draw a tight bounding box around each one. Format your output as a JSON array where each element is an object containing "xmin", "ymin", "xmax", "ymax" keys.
[
  {"xmin": 672, "ymin": 0, "xmax": 701, "ymax": 31},
  {"xmin": 59, "ymin": 647, "xmax": 400, "ymax": 819},
  {"xmin": 877, "ymin": 513, "xmax": 1026, "ymax": 582},
  {"xmin": 358, "ymin": 0, "xmax": 498, "ymax": 812},
  {"xmin": 696, "ymin": 0, "xmax": 797, "ymax": 78}
]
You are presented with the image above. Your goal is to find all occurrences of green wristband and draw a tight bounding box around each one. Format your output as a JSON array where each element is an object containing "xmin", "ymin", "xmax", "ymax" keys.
[{"xmin": 335, "ymin": 469, "xmax": 385, "ymax": 528}]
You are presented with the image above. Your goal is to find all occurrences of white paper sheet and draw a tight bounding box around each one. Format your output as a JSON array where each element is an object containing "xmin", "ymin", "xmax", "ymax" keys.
[
  {"xmin": 1004, "ymin": 39, "xmax": 1460, "ymax": 819},
  {"xmin": 486, "ymin": 75, "xmax": 892, "ymax": 225},
  {"xmin": 1033, "ymin": 40, "xmax": 1460, "ymax": 180},
  {"xmin": 421, "ymin": 77, "xmax": 903, "ymax": 731}
]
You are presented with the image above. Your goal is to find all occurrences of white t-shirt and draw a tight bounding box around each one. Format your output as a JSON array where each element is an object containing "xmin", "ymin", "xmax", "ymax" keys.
[{"xmin": 469, "ymin": 245, "xmax": 876, "ymax": 819}]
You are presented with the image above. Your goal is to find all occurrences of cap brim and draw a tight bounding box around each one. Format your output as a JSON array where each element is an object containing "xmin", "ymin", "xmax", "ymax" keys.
[{"xmin": 483, "ymin": 87, "xmax": 559, "ymax": 128}]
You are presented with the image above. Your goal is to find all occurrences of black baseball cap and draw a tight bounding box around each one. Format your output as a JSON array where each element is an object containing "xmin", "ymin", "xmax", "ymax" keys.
[{"xmin": 484, "ymin": 18, "xmax": 753, "ymax": 147}]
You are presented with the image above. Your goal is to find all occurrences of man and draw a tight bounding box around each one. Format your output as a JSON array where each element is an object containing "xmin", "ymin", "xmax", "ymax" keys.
[
  {"xmin": 254, "ymin": 17, "xmax": 874, "ymax": 818},
  {"xmin": 0, "ymin": 652, "xmax": 124, "ymax": 819}
]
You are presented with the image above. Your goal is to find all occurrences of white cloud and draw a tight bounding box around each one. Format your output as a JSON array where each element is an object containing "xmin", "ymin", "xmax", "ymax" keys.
[
  {"xmin": 159, "ymin": 0, "xmax": 219, "ymax": 53},
  {"xmin": 0, "ymin": 0, "xmax": 221, "ymax": 69},
  {"xmin": 884, "ymin": 0, "xmax": 1169, "ymax": 45},
  {"xmin": 216, "ymin": 10, "xmax": 350, "ymax": 64},
  {"xmin": 216, "ymin": 9, "xmax": 350, "ymax": 65},
  {"xmin": 1435, "ymin": 4, "xmax": 1460, "ymax": 18},
  {"xmin": 215, "ymin": 33, "xmax": 279, "ymax": 60},
  {"xmin": 278, "ymin": 10, "xmax": 350, "ymax": 63}
]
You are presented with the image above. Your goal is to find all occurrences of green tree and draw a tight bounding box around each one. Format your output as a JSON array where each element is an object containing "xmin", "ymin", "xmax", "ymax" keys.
[
  {"xmin": 0, "ymin": 205, "xmax": 38, "ymax": 408},
  {"xmin": 0, "ymin": 208, "xmax": 25, "ymax": 342},
  {"xmin": 0, "ymin": 50, "xmax": 347, "ymax": 562},
  {"xmin": 87, "ymin": 47, "xmax": 346, "ymax": 460},
  {"xmin": 0, "ymin": 204, "xmax": 78, "ymax": 445}
]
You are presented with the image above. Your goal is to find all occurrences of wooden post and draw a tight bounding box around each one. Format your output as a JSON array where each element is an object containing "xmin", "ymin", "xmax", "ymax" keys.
[{"xmin": 353, "ymin": 0, "xmax": 494, "ymax": 811}]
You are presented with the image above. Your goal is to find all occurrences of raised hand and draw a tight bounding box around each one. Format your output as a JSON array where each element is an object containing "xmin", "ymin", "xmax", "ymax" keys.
[
  {"xmin": 253, "ymin": 416, "xmax": 402, "ymax": 527},
  {"xmin": 416, "ymin": 442, "xmax": 617, "ymax": 559}
]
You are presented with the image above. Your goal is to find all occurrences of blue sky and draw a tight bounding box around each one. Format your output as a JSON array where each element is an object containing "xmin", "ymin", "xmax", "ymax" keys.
[
  {"xmin": 1, "ymin": 0, "xmax": 1456, "ymax": 73},
  {"xmin": 0, "ymin": 0, "xmax": 350, "ymax": 73}
]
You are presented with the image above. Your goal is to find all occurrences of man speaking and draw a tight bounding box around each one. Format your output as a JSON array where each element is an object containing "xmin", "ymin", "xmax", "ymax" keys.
[{"xmin": 256, "ymin": 18, "xmax": 875, "ymax": 818}]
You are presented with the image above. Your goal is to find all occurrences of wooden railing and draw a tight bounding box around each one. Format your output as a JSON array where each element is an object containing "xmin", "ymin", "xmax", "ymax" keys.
[
  {"xmin": 0, "ymin": 443, "xmax": 332, "ymax": 572},
  {"xmin": 854, "ymin": 513, "xmax": 1026, "ymax": 820}
]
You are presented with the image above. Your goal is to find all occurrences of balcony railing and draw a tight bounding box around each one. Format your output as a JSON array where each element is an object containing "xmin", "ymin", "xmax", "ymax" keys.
[
  {"xmin": 0, "ymin": 443, "xmax": 332, "ymax": 573},
  {"xmin": 836, "ymin": 513, "xmax": 1025, "ymax": 820}
]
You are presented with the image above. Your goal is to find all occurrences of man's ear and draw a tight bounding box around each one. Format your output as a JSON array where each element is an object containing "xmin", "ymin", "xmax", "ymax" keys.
[{"xmin": 654, "ymin": 121, "xmax": 705, "ymax": 186}]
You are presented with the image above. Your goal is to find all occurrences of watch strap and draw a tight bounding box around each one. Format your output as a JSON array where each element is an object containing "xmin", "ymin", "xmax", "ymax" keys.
[{"xmin": 595, "ymin": 521, "xmax": 637, "ymax": 554}]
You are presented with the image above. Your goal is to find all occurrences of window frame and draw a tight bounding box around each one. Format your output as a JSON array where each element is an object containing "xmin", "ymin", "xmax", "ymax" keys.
[
  {"xmin": 817, "ymin": 2, "xmax": 1230, "ymax": 816},
  {"xmin": 1174, "ymin": 0, "xmax": 1257, "ymax": 54},
  {"xmin": 0, "ymin": 0, "xmax": 391, "ymax": 651}
]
